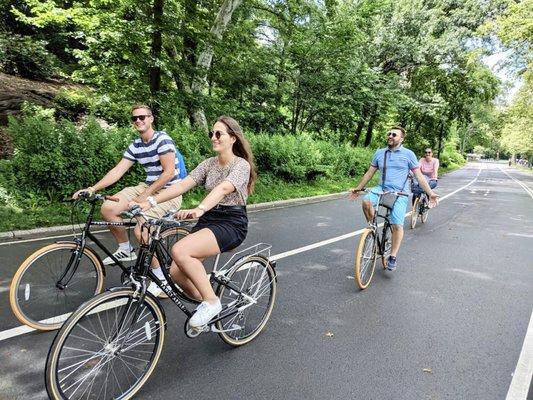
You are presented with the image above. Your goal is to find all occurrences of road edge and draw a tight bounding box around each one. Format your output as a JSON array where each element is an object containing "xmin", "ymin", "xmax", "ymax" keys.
[{"xmin": 0, "ymin": 191, "xmax": 348, "ymax": 241}]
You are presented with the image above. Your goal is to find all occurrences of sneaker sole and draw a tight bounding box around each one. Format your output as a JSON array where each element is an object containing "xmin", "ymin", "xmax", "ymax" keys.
[{"xmin": 103, "ymin": 257, "xmax": 137, "ymax": 265}]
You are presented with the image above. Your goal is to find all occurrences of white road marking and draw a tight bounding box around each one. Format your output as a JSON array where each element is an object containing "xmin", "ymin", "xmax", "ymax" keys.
[
  {"xmin": 506, "ymin": 233, "xmax": 533, "ymax": 238},
  {"xmin": 0, "ymin": 169, "xmax": 481, "ymax": 343},
  {"xmin": 506, "ymin": 310, "xmax": 533, "ymax": 400},
  {"xmin": 499, "ymin": 167, "xmax": 533, "ymax": 199}
]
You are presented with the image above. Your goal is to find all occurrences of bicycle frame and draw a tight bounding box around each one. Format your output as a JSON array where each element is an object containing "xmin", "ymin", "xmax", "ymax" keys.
[
  {"xmin": 129, "ymin": 218, "xmax": 274, "ymax": 327},
  {"xmin": 55, "ymin": 198, "xmax": 136, "ymax": 288}
]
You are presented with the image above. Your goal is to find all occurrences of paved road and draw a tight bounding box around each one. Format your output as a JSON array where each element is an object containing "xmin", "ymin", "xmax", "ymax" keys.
[{"xmin": 0, "ymin": 162, "xmax": 532, "ymax": 400}]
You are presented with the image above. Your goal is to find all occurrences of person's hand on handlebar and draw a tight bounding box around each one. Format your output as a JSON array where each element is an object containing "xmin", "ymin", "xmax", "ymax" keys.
[
  {"xmin": 349, "ymin": 188, "xmax": 365, "ymax": 200},
  {"xmin": 72, "ymin": 187, "xmax": 95, "ymax": 199},
  {"xmin": 175, "ymin": 207, "xmax": 205, "ymax": 220},
  {"xmin": 428, "ymin": 192, "xmax": 439, "ymax": 208},
  {"xmin": 128, "ymin": 200, "xmax": 151, "ymax": 212}
]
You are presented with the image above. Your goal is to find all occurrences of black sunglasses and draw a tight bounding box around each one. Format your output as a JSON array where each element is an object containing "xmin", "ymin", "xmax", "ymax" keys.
[
  {"xmin": 131, "ymin": 115, "xmax": 151, "ymax": 122},
  {"xmin": 208, "ymin": 130, "xmax": 228, "ymax": 139},
  {"xmin": 387, "ymin": 132, "xmax": 398, "ymax": 137},
  {"xmin": 425, "ymin": 151, "xmax": 432, "ymax": 154}
]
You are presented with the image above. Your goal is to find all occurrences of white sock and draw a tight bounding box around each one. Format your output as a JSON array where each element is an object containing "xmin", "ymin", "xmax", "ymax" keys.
[
  {"xmin": 152, "ymin": 267, "xmax": 167, "ymax": 283},
  {"xmin": 118, "ymin": 242, "xmax": 133, "ymax": 252}
]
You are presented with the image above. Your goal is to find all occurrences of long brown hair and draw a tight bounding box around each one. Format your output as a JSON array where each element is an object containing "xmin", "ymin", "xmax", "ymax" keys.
[{"xmin": 217, "ymin": 116, "xmax": 257, "ymax": 194}]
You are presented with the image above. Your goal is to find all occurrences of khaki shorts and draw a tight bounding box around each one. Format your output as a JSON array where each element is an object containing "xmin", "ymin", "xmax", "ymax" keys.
[{"xmin": 117, "ymin": 182, "xmax": 182, "ymax": 219}]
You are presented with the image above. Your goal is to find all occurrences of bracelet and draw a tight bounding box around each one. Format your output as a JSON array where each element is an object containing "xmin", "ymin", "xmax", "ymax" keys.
[
  {"xmin": 147, "ymin": 196, "xmax": 158, "ymax": 207},
  {"xmin": 198, "ymin": 203, "xmax": 206, "ymax": 211}
]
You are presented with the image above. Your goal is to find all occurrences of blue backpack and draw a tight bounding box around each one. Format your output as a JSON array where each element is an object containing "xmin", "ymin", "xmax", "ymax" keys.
[{"xmin": 176, "ymin": 150, "xmax": 187, "ymax": 179}]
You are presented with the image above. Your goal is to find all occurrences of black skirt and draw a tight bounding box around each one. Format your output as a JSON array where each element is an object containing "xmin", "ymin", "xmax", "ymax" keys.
[{"xmin": 191, "ymin": 205, "xmax": 248, "ymax": 252}]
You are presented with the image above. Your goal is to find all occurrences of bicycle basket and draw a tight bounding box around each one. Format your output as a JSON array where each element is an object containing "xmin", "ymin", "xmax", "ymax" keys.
[{"xmin": 379, "ymin": 192, "xmax": 398, "ymax": 209}]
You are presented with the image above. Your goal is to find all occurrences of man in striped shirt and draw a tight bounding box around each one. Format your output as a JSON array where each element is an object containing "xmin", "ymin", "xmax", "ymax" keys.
[{"xmin": 73, "ymin": 104, "xmax": 186, "ymax": 265}]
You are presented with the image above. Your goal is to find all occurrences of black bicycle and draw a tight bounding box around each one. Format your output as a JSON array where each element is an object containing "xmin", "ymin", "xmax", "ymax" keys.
[
  {"xmin": 9, "ymin": 192, "xmax": 188, "ymax": 331},
  {"xmin": 354, "ymin": 188, "xmax": 408, "ymax": 289},
  {"xmin": 45, "ymin": 207, "xmax": 277, "ymax": 400},
  {"xmin": 410, "ymin": 178, "xmax": 436, "ymax": 229}
]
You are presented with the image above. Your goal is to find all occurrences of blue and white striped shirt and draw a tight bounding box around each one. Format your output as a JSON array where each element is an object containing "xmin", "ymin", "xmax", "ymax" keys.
[{"xmin": 123, "ymin": 131, "xmax": 183, "ymax": 187}]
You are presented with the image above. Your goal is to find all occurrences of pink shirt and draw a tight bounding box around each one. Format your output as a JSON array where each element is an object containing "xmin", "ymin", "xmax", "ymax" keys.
[{"xmin": 419, "ymin": 157, "xmax": 439, "ymax": 179}]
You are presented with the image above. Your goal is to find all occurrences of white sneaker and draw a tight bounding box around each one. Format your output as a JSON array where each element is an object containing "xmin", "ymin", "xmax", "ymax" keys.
[
  {"xmin": 189, "ymin": 300, "xmax": 222, "ymax": 328},
  {"xmin": 103, "ymin": 248, "xmax": 137, "ymax": 265},
  {"xmin": 147, "ymin": 281, "xmax": 168, "ymax": 298}
]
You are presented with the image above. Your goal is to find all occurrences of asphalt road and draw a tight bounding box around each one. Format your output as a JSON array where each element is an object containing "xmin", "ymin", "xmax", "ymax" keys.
[{"xmin": 0, "ymin": 162, "xmax": 531, "ymax": 400}]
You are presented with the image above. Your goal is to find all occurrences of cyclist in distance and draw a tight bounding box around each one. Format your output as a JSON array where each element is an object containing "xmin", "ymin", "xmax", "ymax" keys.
[
  {"xmin": 350, "ymin": 126, "xmax": 438, "ymax": 271},
  {"xmin": 412, "ymin": 147, "xmax": 439, "ymax": 202},
  {"xmin": 73, "ymin": 104, "xmax": 187, "ymax": 274},
  {"xmin": 130, "ymin": 116, "xmax": 257, "ymax": 328}
]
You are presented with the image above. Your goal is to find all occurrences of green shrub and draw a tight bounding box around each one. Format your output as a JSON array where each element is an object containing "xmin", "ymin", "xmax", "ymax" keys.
[
  {"xmin": 8, "ymin": 113, "xmax": 134, "ymax": 200},
  {"xmin": 0, "ymin": 33, "xmax": 59, "ymax": 79},
  {"xmin": 250, "ymin": 133, "xmax": 324, "ymax": 180}
]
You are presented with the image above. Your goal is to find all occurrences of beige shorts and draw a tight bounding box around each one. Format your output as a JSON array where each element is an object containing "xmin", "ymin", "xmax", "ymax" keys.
[{"xmin": 117, "ymin": 182, "xmax": 182, "ymax": 219}]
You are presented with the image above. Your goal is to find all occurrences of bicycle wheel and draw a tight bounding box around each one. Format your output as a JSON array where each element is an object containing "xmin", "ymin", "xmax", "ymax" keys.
[
  {"xmin": 158, "ymin": 226, "xmax": 189, "ymax": 268},
  {"xmin": 420, "ymin": 197, "xmax": 430, "ymax": 224},
  {"xmin": 215, "ymin": 256, "xmax": 276, "ymax": 346},
  {"xmin": 9, "ymin": 242, "xmax": 105, "ymax": 331},
  {"xmin": 410, "ymin": 197, "xmax": 420, "ymax": 229},
  {"xmin": 354, "ymin": 229, "xmax": 377, "ymax": 289},
  {"xmin": 380, "ymin": 223, "xmax": 393, "ymax": 268},
  {"xmin": 46, "ymin": 288, "xmax": 165, "ymax": 400}
]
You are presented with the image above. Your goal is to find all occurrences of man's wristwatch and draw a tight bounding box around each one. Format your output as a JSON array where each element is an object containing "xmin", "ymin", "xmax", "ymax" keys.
[
  {"xmin": 147, "ymin": 196, "xmax": 158, "ymax": 207},
  {"xmin": 198, "ymin": 204, "xmax": 206, "ymax": 211}
]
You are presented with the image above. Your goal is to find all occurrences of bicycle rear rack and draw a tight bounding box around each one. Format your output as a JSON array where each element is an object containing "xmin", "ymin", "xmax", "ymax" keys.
[{"xmin": 213, "ymin": 242, "xmax": 272, "ymax": 273}]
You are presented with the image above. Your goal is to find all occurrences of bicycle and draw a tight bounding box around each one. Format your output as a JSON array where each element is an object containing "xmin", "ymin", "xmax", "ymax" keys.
[
  {"xmin": 354, "ymin": 188, "xmax": 408, "ymax": 289},
  {"xmin": 9, "ymin": 192, "xmax": 188, "ymax": 331},
  {"xmin": 410, "ymin": 177, "xmax": 436, "ymax": 229},
  {"xmin": 45, "ymin": 207, "xmax": 277, "ymax": 400}
]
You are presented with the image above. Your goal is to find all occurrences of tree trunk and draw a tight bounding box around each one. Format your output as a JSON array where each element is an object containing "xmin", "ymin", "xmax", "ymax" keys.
[
  {"xmin": 352, "ymin": 106, "xmax": 369, "ymax": 146},
  {"xmin": 149, "ymin": 0, "xmax": 164, "ymax": 117},
  {"xmin": 437, "ymin": 123, "xmax": 444, "ymax": 159},
  {"xmin": 363, "ymin": 106, "xmax": 378, "ymax": 147},
  {"xmin": 188, "ymin": 0, "xmax": 243, "ymax": 131}
]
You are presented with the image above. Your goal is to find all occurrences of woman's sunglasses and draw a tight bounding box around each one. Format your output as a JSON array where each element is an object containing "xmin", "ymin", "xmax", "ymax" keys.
[{"xmin": 208, "ymin": 130, "xmax": 228, "ymax": 139}]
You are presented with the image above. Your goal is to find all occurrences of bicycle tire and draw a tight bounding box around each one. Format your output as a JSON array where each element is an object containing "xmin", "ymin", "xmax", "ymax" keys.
[
  {"xmin": 380, "ymin": 223, "xmax": 393, "ymax": 268},
  {"xmin": 215, "ymin": 256, "xmax": 276, "ymax": 346},
  {"xmin": 45, "ymin": 288, "xmax": 166, "ymax": 400},
  {"xmin": 9, "ymin": 242, "xmax": 105, "ymax": 331},
  {"xmin": 410, "ymin": 197, "xmax": 420, "ymax": 229},
  {"xmin": 421, "ymin": 197, "xmax": 430, "ymax": 223},
  {"xmin": 354, "ymin": 229, "xmax": 377, "ymax": 289}
]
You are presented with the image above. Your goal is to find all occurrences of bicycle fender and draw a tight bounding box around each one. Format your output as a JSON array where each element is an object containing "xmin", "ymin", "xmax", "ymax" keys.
[{"xmin": 55, "ymin": 241, "xmax": 107, "ymax": 277}]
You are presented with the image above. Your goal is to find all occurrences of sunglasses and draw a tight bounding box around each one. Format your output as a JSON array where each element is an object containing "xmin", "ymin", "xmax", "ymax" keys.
[
  {"xmin": 387, "ymin": 132, "xmax": 398, "ymax": 138},
  {"xmin": 208, "ymin": 130, "xmax": 228, "ymax": 139},
  {"xmin": 131, "ymin": 114, "xmax": 151, "ymax": 122},
  {"xmin": 425, "ymin": 151, "xmax": 432, "ymax": 154}
]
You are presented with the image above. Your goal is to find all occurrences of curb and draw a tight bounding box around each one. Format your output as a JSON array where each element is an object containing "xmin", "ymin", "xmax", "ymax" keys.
[{"xmin": 0, "ymin": 191, "xmax": 349, "ymax": 241}]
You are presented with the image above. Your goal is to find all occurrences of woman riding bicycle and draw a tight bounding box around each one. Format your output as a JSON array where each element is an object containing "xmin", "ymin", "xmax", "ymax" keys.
[
  {"xmin": 412, "ymin": 147, "xmax": 439, "ymax": 200},
  {"xmin": 130, "ymin": 116, "xmax": 256, "ymax": 328}
]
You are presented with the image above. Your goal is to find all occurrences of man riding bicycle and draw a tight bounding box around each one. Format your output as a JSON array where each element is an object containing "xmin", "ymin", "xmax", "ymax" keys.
[
  {"xmin": 350, "ymin": 126, "xmax": 438, "ymax": 271},
  {"xmin": 73, "ymin": 104, "xmax": 187, "ymax": 267}
]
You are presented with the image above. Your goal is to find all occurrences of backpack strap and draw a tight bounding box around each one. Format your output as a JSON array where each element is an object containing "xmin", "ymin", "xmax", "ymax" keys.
[{"xmin": 381, "ymin": 150, "xmax": 390, "ymax": 189}]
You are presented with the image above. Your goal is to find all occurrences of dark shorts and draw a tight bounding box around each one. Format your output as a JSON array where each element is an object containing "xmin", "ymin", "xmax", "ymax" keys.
[{"xmin": 191, "ymin": 205, "xmax": 248, "ymax": 252}]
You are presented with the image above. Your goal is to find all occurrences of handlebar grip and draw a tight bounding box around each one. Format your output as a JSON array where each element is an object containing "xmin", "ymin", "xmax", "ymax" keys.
[{"xmin": 105, "ymin": 195, "xmax": 120, "ymax": 202}]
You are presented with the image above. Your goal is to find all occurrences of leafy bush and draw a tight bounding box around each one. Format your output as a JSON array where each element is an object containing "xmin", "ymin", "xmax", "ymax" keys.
[
  {"xmin": 8, "ymin": 113, "xmax": 132, "ymax": 200},
  {"xmin": 0, "ymin": 33, "xmax": 59, "ymax": 79},
  {"xmin": 251, "ymin": 133, "xmax": 324, "ymax": 180}
]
